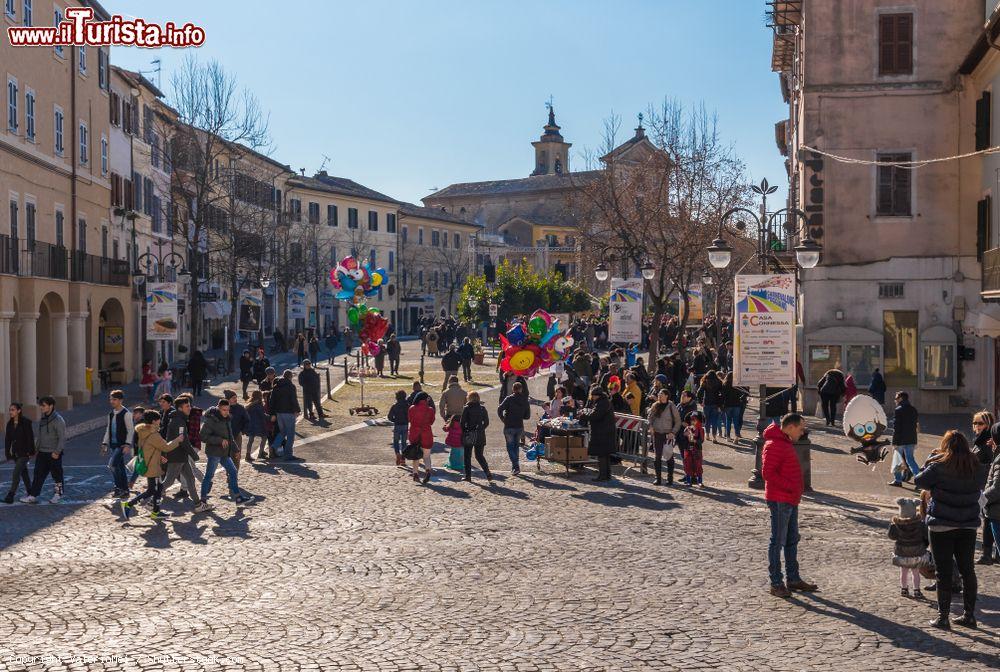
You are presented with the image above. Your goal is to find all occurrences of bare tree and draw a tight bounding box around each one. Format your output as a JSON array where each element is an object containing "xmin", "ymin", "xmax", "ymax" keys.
[{"xmin": 572, "ymin": 100, "xmax": 753, "ymax": 368}]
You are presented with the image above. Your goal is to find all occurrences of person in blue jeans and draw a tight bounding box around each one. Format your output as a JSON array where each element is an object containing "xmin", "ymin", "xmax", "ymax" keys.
[
  {"xmin": 498, "ymin": 381, "xmax": 531, "ymax": 476},
  {"xmin": 100, "ymin": 390, "xmax": 135, "ymax": 499},
  {"xmin": 387, "ymin": 389, "xmax": 410, "ymax": 466},
  {"xmin": 199, "ymin": 399, "xmax": 252, "ymax": 504},
  {"xmin": 268, "ymin": 370, "xmax": 301, "ymax": 460},
  {"xmin": 889, "ymin": 391, "xmax": 920, "ymax": 487}
]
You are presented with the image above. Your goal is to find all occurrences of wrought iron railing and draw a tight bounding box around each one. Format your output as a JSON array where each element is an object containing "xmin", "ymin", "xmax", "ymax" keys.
[{"xmin": 0, "ymin": 236, "xmax": 128, "ymax": 286}]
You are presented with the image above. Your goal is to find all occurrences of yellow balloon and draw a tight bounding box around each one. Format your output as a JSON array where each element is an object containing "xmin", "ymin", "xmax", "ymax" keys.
[
  {"xmin": 371, "ymin": 272, "xmax": 383, "ymax": 287},
  {"xmin": 509, "ymin": 349, "xmax": 535, "ymax": 371}
]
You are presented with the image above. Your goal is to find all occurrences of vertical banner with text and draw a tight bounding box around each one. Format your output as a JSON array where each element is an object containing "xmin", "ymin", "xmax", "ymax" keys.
[
  {"xmin": 146, "ymin": 282, "xmax": 179, "ymax": 341},
  {"xmin": 734, "ymin": 274, "xmax": 796, "ymax": 387},
  {"xmin": 608, "ymin": 277, "xmax": 643, "ymax": 343},
  {"xmin": 287, "ymin": 287, "xmax": 307, "ymax": 321},
  {"xmin": 238, "ymin": 288, "xmax": 263, "ymax": 333}
]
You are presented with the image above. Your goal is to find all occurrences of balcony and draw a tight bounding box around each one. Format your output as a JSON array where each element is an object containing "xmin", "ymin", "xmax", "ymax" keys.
[
  {"xmin": 0, "ymin": 235, "xmax": 129, "ymax": 286},
  {"xmin": 983, "ymin": 247, "xmax": 1000, "ymax": 299}
]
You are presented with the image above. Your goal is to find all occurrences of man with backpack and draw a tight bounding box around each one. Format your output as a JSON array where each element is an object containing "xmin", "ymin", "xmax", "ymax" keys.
[
  {"xmin": 162, "ymin": 396, "xmax": 211, "ymax": 513},
  {"xmin": 100, "ymin": 389, "xmax": 135, "ymax": 499}
]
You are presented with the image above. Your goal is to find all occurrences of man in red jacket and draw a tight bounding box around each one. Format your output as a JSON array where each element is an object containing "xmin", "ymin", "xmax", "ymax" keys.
[{"xmin": 762, "ymin": 414, "xmax": 819, "ymax": 598}]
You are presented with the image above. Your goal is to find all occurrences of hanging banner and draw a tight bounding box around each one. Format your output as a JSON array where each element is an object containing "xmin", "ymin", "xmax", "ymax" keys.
[
  {"xmin": 288, "ymin": 287, "xmax": 307, "ymax": 320},
  {"xmin": 608, "ymin": 277, "xmax": 643, "ymax": 343},
  {"xmin": 238, "ymin": 288, "xmax": 263, "ymax": 333},
  {"xmin": 734, "ymin": 274, "xmax": 796, "ymax": 387},
  {"xmin": 668, "ymin": 284, "xmax": 704, "ymax": 322},
  {"xmin": 146, "ymin": 282, "xmax": 179, "ymax": 341}
]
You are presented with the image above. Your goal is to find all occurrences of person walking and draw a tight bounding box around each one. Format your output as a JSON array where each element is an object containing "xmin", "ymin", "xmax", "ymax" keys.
[
  {"xmin": 373, "ymin": 340, "xmax": 387, "ymax": 377},
  {"xmin": 387, "ymin": 334, "xmax": 402, "ymax": 376},
  {"xmin": 647, "ymin": 389, "xmax": 681, "ymax": 486},
  {"xmin": 440, "ymin": 344, "xmax": 462, "ymax": 391},
  {"xmin": 223, "ymin": 390, "xmax": 249, "ymax": 469},
  {"xmin": 721, "ymin": 372, "xmax": 748, "ymax": 441},
  {"xmin": 298, "ymin": 360, "xmax": 325, "ymax": 421},
  {"xmin": 888, "ymin": 497, "xmax": 929, "ymax": 599},
  {"xmin": 844, "ymin": 374, "xmax": 858, "ymax": 406},
  {"xmin": 888, "ymin": 391, "xmax": 920, "ymax": 487},
  {"xmin": 200, "ymin": 399, "xmax": 253, "ymax": 505},
  {"xmin": 294, "ymin": 332, "xmax": 307, "ymax": 366},
  {"xmin": 187, "ymin": 350, "xmax": 208, "ymax": 398},
  {"xmin": 816, "ymin": 368, "xmax": 845, "ymax": 426},
  {"xmin": 252, "ymin": 348, "xmax": 271, "ymax": 386},
  {"xmin": 388, "ymin": 390, "xmax": 410, "ymax": 466},
  {"xmin": 119, "ymin": 410, "xmax": 185, "ymax": 520},
  {"xmin": 697, "ymin": 370, "xmax": 725, "ymax": 443},
  {"xmin": 983, "ymin": 423, "xmax": 1000, "ymax": 567},
  {"xmin": 161, "ymin": 396, "xmax": 210, "ymax": 513},
  {"xmin": 309, "ymin": 334, "xmax": 320, "ymax": 363},
  {"xmin": 25, "ymin": 397, "xmax": 66, "ymax": 504},
  {"xmin": 914, "ymin": 430, "xmax": 988, "ymax": 629},
  {"xmin": 245, "ymin": 390, "xmax": 270, "ymax": 462},
  {"xmin": 407, "ymin": 391, "xmax": 436, "ymax": 484},
  {"xmin": 140, "ymin": 360, "xmax": 157, "ymax": 404},
  {"xmin": 439, "ymin": 376, "xmax": 467, "ymax": 422},
  {"xmin": 239, "ymin": 349, "xmax": 255, "ymax": 399},
  {"xmin": 973, "ymin": 411, "xmax": 996, "ymax": 564},
  {"xmin": 269, "ymin": 370, "xmax": 301, "ymax": 460},
  {"xmin": 578, "ymin": 385, "xmax": 616, "ymax": 482},
  {"xmin": 3, "ymin": 402, "xmax": 35, "ymax": 504},
  {"xmin": 868, "ymin": 368, "xmax": 887, "ymax": 405},
  {"xmin": 458, "ymin": 337, "xmax": 474, "ymax": 382},
  {"xmin": 762, "ymin": 414, "xmax": 819, "ymax": 598},
  {"xmin": 498, "ymin": 381, "xmax": 531, "ymax": 476},
  {"xmin": 460, "ymin": 391, "xmax": 492, "ymax": 483},
  {"xmin": 100, "ymin": 389, "xmax": 135, "ymax": 499}
]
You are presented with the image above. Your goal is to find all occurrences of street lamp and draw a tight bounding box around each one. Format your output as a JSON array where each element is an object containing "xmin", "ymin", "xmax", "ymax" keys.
[
  {"xmin": 641, "ymin": 260, "xmax": 656, "ymax": 281},
  {"xmin": 260, "ymin": 276, "xmax": 271, "ymax": 289},
  {"xmin": 467, "ymin": 297, "xmax": 478, "ymax": 309},
  {"xmin": 594, "ymin": 261, "xmax": 610, "ymax": 282},
  {"xmin": 710, "ymin": 178, "xmax": 821, "ymax": 489},
  {"xmin": 701, "ymin": 271, "xmax": 713, "ymax": 286},
  {"xmin": 592, "ymin": 249, "xmax": 656, "ymax": 283}
]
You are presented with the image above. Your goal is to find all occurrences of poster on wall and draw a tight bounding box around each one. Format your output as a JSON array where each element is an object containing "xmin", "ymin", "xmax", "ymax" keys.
[
  {"xmin": 146, "ymin": 282, "xmax": 179, "ymax": 341},
  {"xmin": 733, "ymin": 274, "xmax": 796, "ymax": 387},
  {"xmin": 668, "ymin": 284, "xmax": 704, "ymax": 322},
  {"xmin": 608, "ymin": 277, "xmax": 643, "ymax": 343},
  {"xmin": 238, "ymin": 288, "xmax": 263, "ymax": 333},
  {"xmin": 103, "ymin": 327, "xmax": 124, "ymax": 353},
  {"xmin": 288, "ymin": 287, "xmax": 307, "ymax": 320}
]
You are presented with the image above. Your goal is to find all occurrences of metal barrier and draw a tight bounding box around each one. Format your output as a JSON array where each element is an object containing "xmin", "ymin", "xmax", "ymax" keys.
[{"xmin": 613, "ymin": 412, "xmax": 651, "ymax": 476}]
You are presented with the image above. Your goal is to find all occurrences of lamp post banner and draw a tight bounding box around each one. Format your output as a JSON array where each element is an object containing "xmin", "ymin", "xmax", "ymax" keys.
[
  {"xmin": 146, "ymin": 282, "xmax": 179, "ymax": 341},
  {"xmin": 238, "ymin": 288, "xmax": 263, "ymax": 333},
  {"xmin": 734, "ymin": 274, "xmax": 796, "ymax": 387},
  {"xmin": 288, "ymin": 287, "xmax": 307, "ymax": 320},
  {"xmin": 667, "ymin": 284, "xmax": 704, "ymax": 322},
  {"xmin": 608, "ymin": 277, "xmax": 643, "ymax": 343}
]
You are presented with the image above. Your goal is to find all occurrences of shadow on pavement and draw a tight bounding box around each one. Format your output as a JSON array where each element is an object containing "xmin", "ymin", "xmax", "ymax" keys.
[
  {"xmin": 682, "ymin": 484, "xmax": 759, "ymax": 507},
  {"xmin": 572, "ymin": 485, "xmax": 680, "ymax": 511},
  {"xmin": 518, "ymin": 474, "xmax": 578, "ymax": 492}
]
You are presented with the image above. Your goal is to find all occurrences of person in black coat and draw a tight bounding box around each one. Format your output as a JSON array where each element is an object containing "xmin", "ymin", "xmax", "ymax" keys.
[
  {"xmin": 816, "ymin": 368, "xmax": 845, "ymax": 426},
  {"xmin": 386, "ymin": 335, "xmax": 402, "ymax": 376},
  {"xmin": 457, "ymin": 338, "xmax": 475, "ymax": 383},
  {"xmin": 460, "ymin": 391, "xmax": 492, "ymax": 482},
  {"xmin": 187, "ymin": 350, "xmax": 208, "ymax": 397},
  {"xmin": 3, "ymin": 402, "xmax": 35, "ymax": 503},
  {"xmin": 975, "ymin": 413, "xmax": 997, "ymax": 564},
  {"xmin": 578, "ymin": 386, "xmax": 616, "ymax": 482},
  {"xmin": 889, "ymin": 391, "xmax": 920, "ymax": 487},
  {"xmin": 440, "ymin": 345, "xmax": 463, "ymax": 390},
  {"xmin": 914, "ymin": 430, "xmax": 989, "ymax": 629},
  {"xmin": 238, "ymin": 350, "xmax": 254, "ymax": 399},
  {"xmin": 252, "ymin": 350, "xmax": 271, "ymax": 385},
  {"xmin": 868, "ymin": 368, "xmax": 887, "ymax": 405},
  {"xmin": 297, "ymin": 360, "xmax": 324, "ymax": 421}
]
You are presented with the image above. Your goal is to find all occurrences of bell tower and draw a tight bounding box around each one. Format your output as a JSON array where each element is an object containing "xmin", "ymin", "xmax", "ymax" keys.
[{"xmin": 531, "ymin": 101, "xmax": 571, "ymax": 176}]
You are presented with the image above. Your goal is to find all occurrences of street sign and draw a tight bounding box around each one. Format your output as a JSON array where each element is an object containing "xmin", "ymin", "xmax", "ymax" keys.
[{"xmin": 489, "ymin": 303, "xmax": 498, "ymax": 317}]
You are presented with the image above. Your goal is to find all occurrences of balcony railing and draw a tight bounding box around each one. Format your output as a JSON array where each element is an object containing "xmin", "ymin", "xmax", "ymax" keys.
[
  {"xmin": 983, "ymin": 247, "xmax": 1000, "ymax": 298},
  {"xmin": 0, "ymin": 235, "xmax": 129, "ymax": 286}
]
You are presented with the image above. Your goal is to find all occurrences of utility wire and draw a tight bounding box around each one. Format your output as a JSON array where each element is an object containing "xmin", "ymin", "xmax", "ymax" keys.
[{"xmin": 802, "ymin": 144, "xmax": 1000, "ymax": 170}]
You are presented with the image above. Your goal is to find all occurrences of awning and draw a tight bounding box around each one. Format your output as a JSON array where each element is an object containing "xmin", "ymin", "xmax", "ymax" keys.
[
  {"xmin": 966, "ymin": 304, "xmax": 1000, "ymax": 337},
  {"xmin": 200, "ymin": 301, "xmax": 231, "ymax": 319}
]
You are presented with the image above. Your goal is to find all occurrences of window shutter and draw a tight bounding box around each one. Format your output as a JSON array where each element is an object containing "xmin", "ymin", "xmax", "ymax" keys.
[
  {"xmin": 978, "ymin": 197, "xmax": 991, "ymax": 261},
  {"xmin": 879, "ymin": 15, "xmax": 895, "ymax": 74},
  {"xmin": 895, "ymin": 14, "xmax": 913, "ymax": 74},
  {"xmin": 976, "ymin": 92, "xmax": 992, "ymax": 151},
  {"xmin": 877, "ymin": 164, "xmax": 893, "ymax": 214},
  {"xmin": 893, "ymin": 163, "xmax": 911, "ymax": 215}
]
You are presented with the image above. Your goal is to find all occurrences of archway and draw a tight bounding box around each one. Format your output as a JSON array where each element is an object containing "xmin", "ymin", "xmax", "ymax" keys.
[
  {"xmin": 98, "ymin": 297, "xmax": 126, "ymax": 386},
  {"xmin": 37, "ymin": 292, "xmax": 67, "ymax": 404}
]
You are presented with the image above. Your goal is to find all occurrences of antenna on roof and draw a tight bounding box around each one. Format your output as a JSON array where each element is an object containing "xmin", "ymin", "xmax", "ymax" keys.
[
  {"xmin": 139, "ymin": 59, "xmax": 162, "ymax": 89},
  {"xmin": 299, "ymin": 167, "xmax": 306, "ymax": 176},
  {"xmin": 429, "ymin": 186, "xmax": 439, "ymax": 192},
  {"xmin": 319, "ymin": 154, "xmax": 331, "ymax": 172}
]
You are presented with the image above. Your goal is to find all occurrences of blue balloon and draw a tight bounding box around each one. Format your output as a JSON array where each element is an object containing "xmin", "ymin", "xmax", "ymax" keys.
[
  {"xmin": 506, "ymin": 324, "xmax": 526, "ymax": 346},
  {"xmin": 363, "ymin": 287, "xmax": 379, "ymax": 297},
  {"xmin": 341, "ymin": 276, "xmax": 358, "ymax": 291},
  {"xmin": 335, "ymin": 289, "xmax": 355, "ymax": 300}
]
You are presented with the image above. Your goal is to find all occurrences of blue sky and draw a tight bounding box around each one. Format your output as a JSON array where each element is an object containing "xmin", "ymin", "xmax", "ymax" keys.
[{"xmin": 109, "ymin": 0, "xmax": 787, "ymax": 205}]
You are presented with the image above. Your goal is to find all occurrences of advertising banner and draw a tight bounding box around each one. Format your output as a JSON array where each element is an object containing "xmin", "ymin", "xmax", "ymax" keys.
[
  {"xmin": 288, "ymin": 287, "xmax": 307, "ymax": 320},
  {"xmin": 238, "ymin": 288, "xmax": 263, "ymax": 333},
  {"xmin": 734, "ymin": 274, "xmax": 796, "ymax": 387},
  {"xmin": 146, "ymin": 282, "xmax": 179, "ymax": 341},
  {"xmin": 668, "ymin": 284, "xmax": 704, "ymax": 322},
  {"xmin": 608, "ymin": 277, "xmax": 643, "ymax": 343}
]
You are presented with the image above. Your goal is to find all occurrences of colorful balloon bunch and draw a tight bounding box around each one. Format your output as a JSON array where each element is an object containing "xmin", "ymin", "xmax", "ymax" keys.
[
  {"xmin": 346, "ymin": 303, "xmax": 389, "ymax": 351},
  {"xmin": 329, "ymin": 256, "xmax": 388, "ymax": 301},
  {"xmin": 498, "ymin": 309, "xmax": 575, "ymax": 377}
]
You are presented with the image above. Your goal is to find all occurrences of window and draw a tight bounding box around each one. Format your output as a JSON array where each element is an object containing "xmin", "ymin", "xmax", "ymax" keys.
[
  {"xmin": 101, "ymin": 225, "xmax": 108, "ymax": 258},
  {"xmin": 133, "ymin": 171, "xmax": 142, "ymax": 211},
  {"xmin": 288, "ymin": 198, "xmax": 301, "ymax": 222},
  {"xmin": 878, "ymin": 13, "xmax": 913, "ymax": 76},
  {"xmin": 78, "ymin": 46, "xmax": 86, "ymax": 74},
  {"xmin": 77, "ymin": 218, "xmax": 86, "ymax": 252},
  {"xmin": 143, "ymin": 178, "xmax": 153, "ymax": 216},
  {"xmin": 878, "ymin": 282, "xmax": 904, "ymax": 299},
  {"xmin": 369, "ymin": 248, "xmax": 376, "ymax": 267},
  {"xmin": 388, "ymin": 250, "xmax": 394, "ymax": 271},
  {"xmin": 442, "ymin": 231, "xmax": 448, "ymax": 248},
  {"xmin": 921, "ymin": 326, "xmax": 957, "ymax": 390},
  {"xmin": 21, "ymin": 0, "xmax": 29, "ymax": 25},
  {"xmin": 330, "ymin": 246, "xmax": 338, "ymax": 265},
  {"xmin": 7, "ymin": 78, "xmax": 18, "ymax": 133},
  {"xmin": 327, "ymin": 203, "xmax": 338, "ymax": 227},
  {"xmin": 976, "ymin": 92, "xmax": 991, "ymax": 152},
  {"xmin": 54, "ymin": 107, "xmax": 63, "ymax": 154},
  {"xmin": 876, "ymin": 153, "xmax": 911, "ymax": 216},
  {"xmin": 883, "ymin": 310, "xmax": 918, "ymax": 387},
  {"xmin": 25, "ymin": 201, "xmax": 34, "ymax": 247},
  {"xmin": 402, "ymin": 226, "xmax": 408, "ymax": 243},
  {"xmin": 368, "ymin": 210, "xmax": 378, "ymax": 231},
  {"xmin": 418, "ymin": 227, "xmax": 424, "ymax": 245},
  {"xmin": 308, "ymin": 201, "xmax": 319, "ymax": 224},
  {"xmin": 979, "ymin": 196, "xmax": 993, "ymax": 261},
  {"xmin": 8, "ymin": 199, "xmax": 17, "ymax": 240},
  {"xmin": 348, "ymin": 207, "xmax": 358, "ymax": 229},
  {"xmin": 387, "ymin": 213, "xmax": 396, "ymax": 233},
  {"xmin": 100, "ymin": 136, "xmax": 108, "ymax": 175},
  {"xmin": 55, "ymin": 210, "xmax": 63, "ymax": 247},
  {"xmin": 112, "ymin": 239, "xmax": 119, "ymax": 260},
  {"xmin": 844, "ymin": 345, "xmax": 881, "ymax": 387},
  {"xmin": 53, "ymin": 8, "xmax": 63, "ymax": 55},
  {"xmin": 151, "ymin": 195, "xmax": 161, "ymax": 232},
  {"xmin": 431, "ymin": 230, "xmax": 440, "ymax": 246},
  {"xmin": 4, "ymin": 0, "xmax": 13, "ymax": 18},
  {"xmin": 142, "ymin": 104, "xmax": 151, "ymax": 143},
  {"xmin": 24, "ymin": 88, "xmax": 34, "ymax": 140},
  {"xmin": 97, "ymin": 48, "xmax": 108, "ymax": 90},
  {"xmin": 150, "ymin": 135, "xmax": 159, "ymax": 168},
  {"xmin": 78, "ymin": 121, "xmax": 88, "ymax": 165},
  {"xmin": 453, "ymin": 233, "xmax": 460, "ymax": 249}
]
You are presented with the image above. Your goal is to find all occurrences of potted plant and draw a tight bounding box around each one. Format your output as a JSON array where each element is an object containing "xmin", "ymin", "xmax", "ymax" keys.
[{"xmin": 473, "ymin": 339, "xmax": 485, "ymax": 365}]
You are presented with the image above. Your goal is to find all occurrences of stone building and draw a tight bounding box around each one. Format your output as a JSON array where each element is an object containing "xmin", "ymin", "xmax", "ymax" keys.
[
  {"xmin": 2, "ymin": 0, "xmax": 134, "ymax": 418},
  {"xmin": 769, "ymin": 0, "xmax": 989, "ymax": 413}
]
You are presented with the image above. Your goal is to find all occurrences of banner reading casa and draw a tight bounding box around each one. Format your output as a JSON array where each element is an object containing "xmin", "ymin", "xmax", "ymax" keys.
[{"xmin": 733, "ymin": 274, "xmax": 796, "ymax": 387}]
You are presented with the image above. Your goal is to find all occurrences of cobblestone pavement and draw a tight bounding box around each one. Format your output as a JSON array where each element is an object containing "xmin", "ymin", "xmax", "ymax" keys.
[{"xmin": 1, "ymin": 461, "xmax": 998, "ymax": 671}]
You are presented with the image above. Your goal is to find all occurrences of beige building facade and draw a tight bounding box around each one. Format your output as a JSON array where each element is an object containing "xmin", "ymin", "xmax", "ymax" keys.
[{"xmin": 2, "ymin": 0, "xmax": 134, "ymax": 418}]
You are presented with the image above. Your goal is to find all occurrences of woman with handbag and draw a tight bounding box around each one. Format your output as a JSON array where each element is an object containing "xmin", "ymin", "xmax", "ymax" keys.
[
  {"xmin": 407, "ymin": 392, "xmax": 436, "ymax": 484},
  {"xmin": 460, "ymin": 391, "xmax": 492, "ymax": 483}
]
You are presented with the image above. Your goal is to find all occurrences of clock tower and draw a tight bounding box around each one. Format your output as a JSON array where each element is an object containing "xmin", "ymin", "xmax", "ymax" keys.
[{"xmin": 531, "ymin": 104, "xmax": 572, "ymax": 176}]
